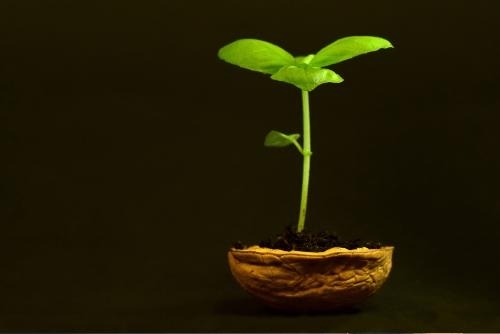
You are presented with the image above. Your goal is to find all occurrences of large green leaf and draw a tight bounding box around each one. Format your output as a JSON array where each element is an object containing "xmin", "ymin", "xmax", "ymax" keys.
[
  {"xmin": 218, "ymin": 39, "xmax": 294, "ymax": 75},
  {"xmin": 309, "ymin": 36, "xmax": 393, "ymax": 68},
  {"xmin": 271, "ymin": 66, "xmax": 343, "ymax": 91}
]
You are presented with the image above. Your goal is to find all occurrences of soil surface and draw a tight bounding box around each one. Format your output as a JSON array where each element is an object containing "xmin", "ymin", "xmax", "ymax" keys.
[{"xmin": 233, "ymin": 226, "xmax": 383, "ymax": 252}]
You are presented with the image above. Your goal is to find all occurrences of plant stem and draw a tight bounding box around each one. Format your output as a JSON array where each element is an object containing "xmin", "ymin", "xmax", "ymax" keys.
[{"xmin": 297, "ymin": 90, "xmax": 311, "ymax": 233}]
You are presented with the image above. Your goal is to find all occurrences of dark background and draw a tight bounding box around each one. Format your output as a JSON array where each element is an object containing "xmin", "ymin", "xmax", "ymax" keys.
[{"xmin": 1, "ymin": 0, "xmax": 499, "ymax": 331}]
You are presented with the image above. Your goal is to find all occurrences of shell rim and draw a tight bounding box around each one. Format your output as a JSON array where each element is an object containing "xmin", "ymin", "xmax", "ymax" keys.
[{"xmin": 229, "ymin": 245, "xmax": 394, "ymax": 258}]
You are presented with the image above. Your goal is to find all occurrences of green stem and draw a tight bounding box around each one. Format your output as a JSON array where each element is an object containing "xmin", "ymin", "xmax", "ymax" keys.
[
  {"xmin": 297, "ymin": 90, "xmax": 312, "ymax": 233},
  {"xmin": 290, "ymin": 138, "xmax": 304, "ymax": 155}
]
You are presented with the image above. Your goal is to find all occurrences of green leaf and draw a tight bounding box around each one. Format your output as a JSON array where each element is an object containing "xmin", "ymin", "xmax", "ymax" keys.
[
  {"xmin": 271, "ymin": 66, "xmax": 343, "ymax": 91},
  {"xmin": 309, "ymin": 36, "xmax": 393, "ymax": 68},
  {"xmin": 294, "ymin": 54, "xmax": 315, "ymax": 66},
  {"xmin": 264, "ymin": 130, "xmax": 300, "ymax": 147},
  {"xmin": 218, "ymin": 39, "xmax": 294, "ymax": 75}
]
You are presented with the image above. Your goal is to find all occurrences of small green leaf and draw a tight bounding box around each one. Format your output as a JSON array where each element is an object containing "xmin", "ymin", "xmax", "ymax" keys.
[
  {"xmin": 294, "ymin": 54, "xmax": 315, "ymax": 66},
  {"xmin": 309, "ymin": 36, "xmax": 393, "ymax": 68},
  {"xmin": 218, "ymin": 39, "xmax": 294, "ymax": 75},
  {"xmin": 264, "ymin": 130, "xmax": 300, "ymax": 147},
  {"xmin": 271, "ymin": 66, "xmax": 343, "ymax": 91}
]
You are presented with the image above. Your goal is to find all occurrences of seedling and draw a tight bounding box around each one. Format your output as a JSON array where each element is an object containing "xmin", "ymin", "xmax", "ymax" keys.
[{"xmin": 218, "ymin": 36, "xmax": 393, "ymax": 233}]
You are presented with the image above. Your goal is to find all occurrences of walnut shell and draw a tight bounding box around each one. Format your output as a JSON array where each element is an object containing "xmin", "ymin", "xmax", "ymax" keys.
[{"xmin": 228, "ymin": 245, "xmax": 394, "ymax": 312}]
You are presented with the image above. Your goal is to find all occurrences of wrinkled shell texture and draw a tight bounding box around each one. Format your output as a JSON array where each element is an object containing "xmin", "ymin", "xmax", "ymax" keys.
[{"xmin": 228, "ymin": 246, "xmax": 394, "ymax": 312}]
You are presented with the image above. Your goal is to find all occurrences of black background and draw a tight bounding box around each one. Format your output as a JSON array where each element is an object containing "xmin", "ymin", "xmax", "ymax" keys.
[{"xmin": 1, "ymin": 0, "xmax": 499, "ymax": 331}]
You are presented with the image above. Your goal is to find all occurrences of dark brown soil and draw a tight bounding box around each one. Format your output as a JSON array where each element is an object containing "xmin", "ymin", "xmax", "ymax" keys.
[{"xmin": 233, "ymin": 225, "xmax": 384, "ymax": 252}]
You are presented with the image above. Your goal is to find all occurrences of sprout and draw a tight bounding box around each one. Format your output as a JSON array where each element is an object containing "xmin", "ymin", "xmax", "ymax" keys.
[{"xmin": 218, "ymin": 36, "xmax": 393, "ymax": 232}]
